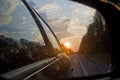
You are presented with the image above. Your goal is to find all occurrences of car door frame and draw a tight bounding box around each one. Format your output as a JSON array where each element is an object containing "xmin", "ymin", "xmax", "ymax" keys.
[{"xmin": 22, "ymin": 0, "xmax": 62, "ymax": 57}]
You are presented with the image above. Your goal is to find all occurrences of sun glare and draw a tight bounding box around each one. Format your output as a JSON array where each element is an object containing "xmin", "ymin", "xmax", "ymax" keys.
[{"xmin": 64, "ymin": 42, "xmax": 71, "ymax": 48}]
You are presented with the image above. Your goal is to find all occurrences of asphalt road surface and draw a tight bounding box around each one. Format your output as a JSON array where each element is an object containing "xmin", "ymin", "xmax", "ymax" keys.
[{"xmin": 67, "ymin": 53, "xmax": 111, "ymax": 78}]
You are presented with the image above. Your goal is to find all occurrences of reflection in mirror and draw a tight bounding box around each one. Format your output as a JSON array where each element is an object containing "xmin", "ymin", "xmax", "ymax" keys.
[
  {"xmin": 39, "ymin": 17, "xmax": 61, "ymax": 56},
  {"xmin": 0, "ymin": 0, "xmax": 70, "ymax": 80},
  {"xmin": 28, "ymin": 0, "xmax": 111, "ymax": 78},
  {"xmin": 0, "ymin": 0, "xmax": 112, "ymax": 79},
  {"xmin": 0, "ymin": 0, "xmax": 48, "ymax": 74}
]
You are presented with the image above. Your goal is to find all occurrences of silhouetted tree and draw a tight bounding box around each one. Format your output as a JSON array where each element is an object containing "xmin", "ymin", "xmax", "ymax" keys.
[{"xmin": 78, "ymin": 11, "xmax": 111, "ymax": 55}]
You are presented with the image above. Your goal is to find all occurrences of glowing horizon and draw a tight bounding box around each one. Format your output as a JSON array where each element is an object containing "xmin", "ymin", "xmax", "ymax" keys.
[{"xmin": 64, "ymin": 42, "xmax": 71, "ymax": 48}]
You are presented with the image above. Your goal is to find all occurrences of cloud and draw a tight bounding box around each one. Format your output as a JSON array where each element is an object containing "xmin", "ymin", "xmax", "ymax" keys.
[
  {"xmin": 47, "ymin": 17, "xmax": 73, "ymax": 40},
  {"xmin": 12, "ymin": 32, "xmax": 17, "ymax": 34},
  {"xmin": 83, "ymin": 9, "xmax": 95, "ymax": 17},
  {"xmin": 47, "ymin": 16, "xmax": 87, "ymax": 41},
  {"xmin": 1, "ymin": 0, "xmax": 19, "ymax": 15},
  {"xmin": 17, "ymin": 31, "xmax": 25, "ymax": 34},
  {"xmin": 36, "ymin": 2, "xmax": 62, "ymax": 18},
  {"xmin": 73, "ymin": 9, "xmax": 80, "ymax": 14},
  {"xmin": 0, "ymin": 0, "xmax": 19, "ymax": 25},
  {"xmin": 21, "ymin": 16, "xmax": 26, "ymax": 21},
  {"xmin": 0, "ymin": 15, "xmax": 12, "ymax": 25},
  {"xmin": 67, "ymin": 17, "xmax": 87, "ymax": 36},
  {"xmin": 51, "ymin": 16, "xmax": 70, "ymax": 27},
  {"xmin": 39, "ymin": 2, "xmax": 60, "ymax": 13},
  {"xmin": 21, "ymin": 21, "xmax": 27, "ymax": 25},
  {"xmin": 21, "ymin": 16, "xmax": 27, "ymax": 25}
]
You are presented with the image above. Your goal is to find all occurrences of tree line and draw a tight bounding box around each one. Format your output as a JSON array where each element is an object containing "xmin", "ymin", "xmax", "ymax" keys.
[{"xmin": 78, "ymin": 11, "xmax": 112, "ymax": 55}]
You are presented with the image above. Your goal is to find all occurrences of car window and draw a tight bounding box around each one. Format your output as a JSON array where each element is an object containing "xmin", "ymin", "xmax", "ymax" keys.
[
  {"xmin": 39, "ymin": 18, "xmax": 61, "ymax": 54},
  {"xmin": 0, "ymin": 0, "xmax": 49, "ymax": 74}
]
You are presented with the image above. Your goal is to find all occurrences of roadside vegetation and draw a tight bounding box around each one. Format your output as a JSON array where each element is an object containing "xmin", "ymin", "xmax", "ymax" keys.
[{"xmin": 78, "ymin": 11, "xmax": 112, "ymax": 65}]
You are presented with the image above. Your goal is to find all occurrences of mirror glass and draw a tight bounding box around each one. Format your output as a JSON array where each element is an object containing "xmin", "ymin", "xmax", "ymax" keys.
[
  {"xmin": 28, "ymin": 0, "xmax": 111, "ymax": 78},
  {"xmin": 0, "ymin": 0, "xmax": 112, "ymax": 79}
]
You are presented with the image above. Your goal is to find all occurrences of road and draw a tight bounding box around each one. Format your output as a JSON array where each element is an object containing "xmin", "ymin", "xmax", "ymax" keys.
[{"xmin": 67, "ymin": 53, "xmax": 111, "ymax": 78}]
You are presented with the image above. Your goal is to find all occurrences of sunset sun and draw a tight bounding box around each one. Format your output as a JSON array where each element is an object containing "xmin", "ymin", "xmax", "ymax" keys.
[{"xmin": 64, "ymin": 42, "xmax": 71, "ymax": 48}]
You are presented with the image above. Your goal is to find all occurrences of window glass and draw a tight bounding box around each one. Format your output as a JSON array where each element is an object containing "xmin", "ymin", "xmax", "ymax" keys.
[
  {"xmin": 0, "ymin": 0, "xmax": 48, "ymax": 74},
  {"xmin": 39, "ymin": 18, "xmax": 61, "ymax": 52},
  {"xmin": 29, "ymin": 0, "xmax": 112, "ymax": 78}
]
